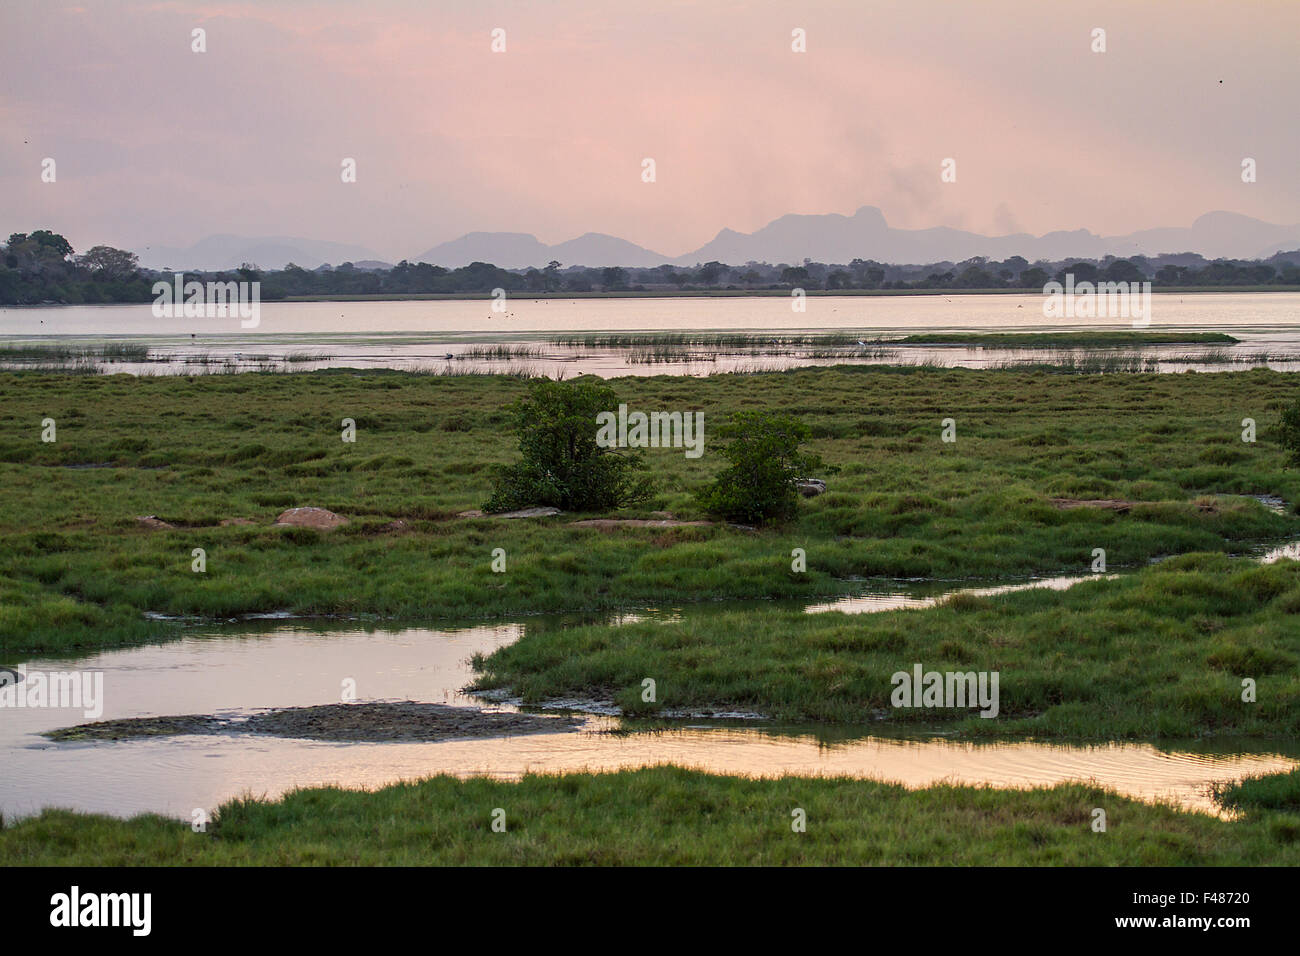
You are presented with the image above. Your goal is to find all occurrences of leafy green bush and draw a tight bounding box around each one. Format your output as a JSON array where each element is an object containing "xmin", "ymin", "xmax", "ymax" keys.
[
  {"xmin": 484, "ymin": 380, "xmax": 653, "ymax": 512},
  {"xmin": 696, "ymin": 410, "xmax": 825, "ymax": 524}
]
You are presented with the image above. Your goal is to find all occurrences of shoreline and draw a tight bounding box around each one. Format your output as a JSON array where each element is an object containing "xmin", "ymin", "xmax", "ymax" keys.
[{"xmin": 4, "ymin": 285, "xmax": 1300, "ymax": 308}]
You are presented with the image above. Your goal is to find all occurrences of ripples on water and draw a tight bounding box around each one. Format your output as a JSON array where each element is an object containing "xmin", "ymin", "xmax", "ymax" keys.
[{"xmin": 3, "ymin": 618, "xmax": 1295, "ymax": 821}]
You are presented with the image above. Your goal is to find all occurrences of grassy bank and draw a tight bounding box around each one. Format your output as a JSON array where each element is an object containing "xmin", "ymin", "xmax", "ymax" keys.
[
  {"xmin": 1215, "ymin": 768, "xmax": 1300, "ymax": 815},
  {"xmin": 472, "ymin": 554, "xmax": 1300, "ymax": 736},
  {"xmin": 2, "ymin": 766, "xmax": 1297, "ymax": 865},
  {"xmin": 1, "ymin": 366, "xmax": 1298, "ymax": 657}
]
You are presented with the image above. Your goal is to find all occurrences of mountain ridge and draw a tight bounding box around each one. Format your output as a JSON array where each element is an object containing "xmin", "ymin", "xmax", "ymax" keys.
[{"xmin": 137, "ymin": 208, "xmax": 1300, "ymax": 271}]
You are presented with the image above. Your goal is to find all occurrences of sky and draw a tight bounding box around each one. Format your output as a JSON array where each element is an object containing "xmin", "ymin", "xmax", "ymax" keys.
[{"xmin": 2, "ymin": 0, "xmax": 1297, "ymax": 261}]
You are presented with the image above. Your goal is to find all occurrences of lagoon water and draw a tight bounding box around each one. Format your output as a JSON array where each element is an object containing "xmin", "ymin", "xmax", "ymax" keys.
[
  {"xmin": 3, "ymin": 292, "xmax": 1300, "ymax": 376},
  {"xmin": 4, "ymin": 609, "xmax": 1296, "ymax": 822},
  {"xmin": 5, "ymin": 292, "xmax": 1300, "ymax": 336}
]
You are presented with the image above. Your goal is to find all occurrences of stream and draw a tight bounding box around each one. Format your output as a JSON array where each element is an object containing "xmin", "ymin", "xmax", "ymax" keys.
[{"xmin": 5, "ymin": 556, "xmax": 1297, "ymax": 822}]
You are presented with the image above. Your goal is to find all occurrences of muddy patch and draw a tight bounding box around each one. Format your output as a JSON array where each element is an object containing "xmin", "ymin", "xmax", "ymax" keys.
[
  {"xmin": 240, "ymin": 701, "xmax": 580, "ymax": 741},
  {"xmin": 46, "ymin": 701, "xmax": 581, "ymax": 743},
  {"xmin": 473, "ymin": 688, "xmax": 767, "ymax": 721},
  {"xmin": 47, "ymin": 714, "xmax": 225, "ymax": 741}
]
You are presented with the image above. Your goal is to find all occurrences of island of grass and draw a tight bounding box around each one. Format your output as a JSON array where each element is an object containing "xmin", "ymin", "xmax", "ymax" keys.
[
  {"xmin": 893, "ymin": 331, "xmax": 1239, "ymax": 347},
  {"xmin": 2, "ymin": 766, "xmax": 1297, "ymax": 866},
  {"xmin": 472, "ymin": 553, "xmax": 1300, "ymax": 737}
]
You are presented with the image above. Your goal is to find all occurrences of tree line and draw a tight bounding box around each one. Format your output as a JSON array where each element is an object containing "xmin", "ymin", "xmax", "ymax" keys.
[{"xmin": 4, "ymin": 229, "xmax": 1299, "ymax": 304}]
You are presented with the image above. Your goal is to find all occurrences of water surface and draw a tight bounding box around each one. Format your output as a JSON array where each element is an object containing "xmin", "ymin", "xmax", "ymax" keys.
[
  {"xmin": 4, "ymin": 293, "xmax": 1300, "ymax": 376},
  {"xmin": 4, "ymin": 619, "xmax": 1292, "ymax": 822}
]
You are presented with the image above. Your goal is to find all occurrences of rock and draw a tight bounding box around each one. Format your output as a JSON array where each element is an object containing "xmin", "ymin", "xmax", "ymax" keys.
[
  {"xmin": 135, "ymin": 515, "xmax": 175, "ymax": 529},
  {"xmin": 274, "ymin": 507, "xmax": 348, "ymax": 529},
  {"xmin": 459, "ymin": 507, "xmax": 561, "ymax": 519},
  {"xmin": 498, "ymin": 507, "xmax": 562, "ymax": 519},
  {"xmin": 795, "ymin": 478, "xmax": 826, "ymax": 497}
]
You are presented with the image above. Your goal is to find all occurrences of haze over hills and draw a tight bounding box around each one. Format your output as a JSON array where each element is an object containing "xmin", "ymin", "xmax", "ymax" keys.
[
  {"xmin": 411, "ymin": 232, "xmax": 671, "ymax": 270},
  {"xmin": 137, "ymin": 235, "xmax": 383, "ymax": 272},
  {"xmin": 139, "ymin": 208, "xmax": 1300, "ymax": 272}
]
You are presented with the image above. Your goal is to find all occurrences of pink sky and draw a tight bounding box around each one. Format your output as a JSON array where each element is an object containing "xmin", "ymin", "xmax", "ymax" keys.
[{"xmin": 2, "ymin": 0, "xmax": 1297, "ymax": 260}]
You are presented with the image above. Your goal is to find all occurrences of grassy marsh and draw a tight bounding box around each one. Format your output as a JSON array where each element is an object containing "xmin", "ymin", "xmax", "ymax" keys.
[
  {"xmin": 472, "ymin": 554, "xmax": 1300, "ymax": 736},
  {"xmin": 2, "ymin": 766, "xmax": 1298, "ymax": 866},
  {"xmin": 1, "ymin": 366, "xmax": 1298, "ymax": 657}
]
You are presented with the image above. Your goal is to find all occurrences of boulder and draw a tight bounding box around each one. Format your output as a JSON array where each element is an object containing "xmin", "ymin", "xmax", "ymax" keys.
[
  {"xmin": 458, "ymin": 507, "xmax": 561, "ymax": 519},
  {"xmin": 135, "ymin": 515, "xmax": 175, "ymax": 530},
  {"xmin": 499, "ymin": 507, "xmax": 562, "ymax": 519},
  {"xmin": 795, "ymin": 479, "xmax": 826, "ymax": 497},
  {"xmin": 274, "ymin": 507, "xmax": 348, "ymax": 530}
]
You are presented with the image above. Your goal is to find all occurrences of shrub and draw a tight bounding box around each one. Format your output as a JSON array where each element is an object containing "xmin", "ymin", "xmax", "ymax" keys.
[
  {"xmin": 696, "ymin": 410, "xmax": 825, "ymax": 524},
  {"xmin": 483, "ymin": 379, "xmax": 653, "ymax": 512}
]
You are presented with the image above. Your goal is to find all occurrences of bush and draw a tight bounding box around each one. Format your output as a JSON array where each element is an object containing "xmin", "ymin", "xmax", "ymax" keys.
[
  {"xmin": 483, "ymin": 379, "xmax": 653, "ymax": 512},
  {"xmin": 696, "ymin": 410, "xmax": 824, "ymax": 524}
]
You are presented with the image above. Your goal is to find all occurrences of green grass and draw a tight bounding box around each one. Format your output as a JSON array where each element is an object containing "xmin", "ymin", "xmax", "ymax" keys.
[
  {"xmin": 1, "ymin": 366, "xmax": 1298, "ymax": 657},
  {"xmin": 0, "ymin": 342, "xmax": 149, "ymax": 363},
  {"xmin": 2, "ymin": 766, "xmax": 1297, "ymax": 865},
  {"xmin": 472, "ymin": 554, "xmax": 1300, "ymax": 736},
  {"xmin": 896, "ymin": 332, "xmax": 1240, "ymax": 347},
  {"xmin": 1215, "ymin": 768, "xmax": 1300, "ymax": 816}
]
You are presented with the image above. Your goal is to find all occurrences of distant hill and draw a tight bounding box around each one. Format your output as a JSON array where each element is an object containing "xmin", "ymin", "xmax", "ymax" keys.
[
  {"xmin": 140, "ymin": 209, "xmax": 1300, "ymax": 272},
  {"xmin": 137, "ymin": 235, "xmax": 382, "ymax": 272},
  {"xmin": 673, "ymin": 207, "xmax": 1300, "ymax": 267},
  {"xmin": 413, "ymin": 231, "xmax": 669, "ymax": 269},
  {"xmin": 409, "ymin": 207, "xmax": 1300, "ymax": 269}
]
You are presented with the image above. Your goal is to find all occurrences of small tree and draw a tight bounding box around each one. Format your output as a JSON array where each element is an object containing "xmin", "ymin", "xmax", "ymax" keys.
[
  {"xmin": 696, "ymin": 411, "xmax": 824, "ymax": 524},
  {"xmin": 484, "ymin": 380, "xmax": 653, "ymax": 512}
]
